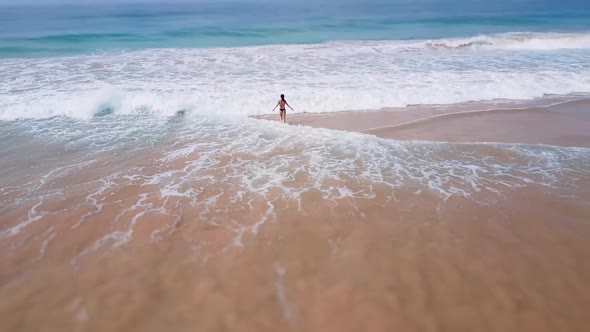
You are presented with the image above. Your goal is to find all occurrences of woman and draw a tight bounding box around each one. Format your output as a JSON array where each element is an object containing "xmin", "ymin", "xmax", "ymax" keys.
[{"xmin": 272, "ymin": 94, "xmax": 294, "ymax": 123}]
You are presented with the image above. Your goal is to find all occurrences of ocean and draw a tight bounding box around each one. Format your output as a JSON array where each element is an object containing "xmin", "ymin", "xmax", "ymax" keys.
[
  {"xmin": 2, "ymin": 1, "xmax": 590, "ymax": 118},
  {"xmin": 2, "ymin": 1, "xmax": 590, "ymax": 55},
  {"xmin": 1, "ymin": 1, "xmax": 590, "ymax": 331}
]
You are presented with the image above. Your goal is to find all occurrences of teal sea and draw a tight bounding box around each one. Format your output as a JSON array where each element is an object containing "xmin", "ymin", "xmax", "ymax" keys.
[
  {"xmin": 1, "ymin": 0, "xmax": 590, "ymax": 120},
  {"xmin": 1, "ymin": 1, "xmax": 590, "ymax": 56}
]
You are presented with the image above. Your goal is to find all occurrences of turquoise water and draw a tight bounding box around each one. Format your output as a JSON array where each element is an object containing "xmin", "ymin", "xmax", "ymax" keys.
[
  {"xmin": 1, "ymin": 0, "xmax": 590, "ymax": 120},
  {"xmin": 1, "ymin": 1, "xmax": 590, "ymax": 57}
]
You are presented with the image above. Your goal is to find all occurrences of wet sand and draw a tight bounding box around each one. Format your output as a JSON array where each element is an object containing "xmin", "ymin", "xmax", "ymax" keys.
[
  {"xmin": 255, "ymin": 99, "xmax": 590, "ymax": 147},
  {"xmin": 1, "ymin": 145, "xmax": 590, "ymax": 332},
  {"xmin": 2, "ymin": 100, "xmax": 590, "ymax": 332},
  {"xmin": 1, "ymin": 184, "xmax": 590, "ymax": 332}
]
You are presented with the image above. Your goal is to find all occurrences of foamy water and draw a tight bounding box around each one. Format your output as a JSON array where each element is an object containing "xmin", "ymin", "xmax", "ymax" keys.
[
  {"xmin": 2, "ymin": 113, "xmax": 590, "ymax": 252},
  {"xmin": 2, "ymin": 32, "xmax": 590, "ymax": 120}
]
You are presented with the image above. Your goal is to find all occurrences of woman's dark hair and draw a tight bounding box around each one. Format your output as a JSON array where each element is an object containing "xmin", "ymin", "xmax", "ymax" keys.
[{"xmin": 281, "ymin": 94, "xmax": 285, "ymax": 100}]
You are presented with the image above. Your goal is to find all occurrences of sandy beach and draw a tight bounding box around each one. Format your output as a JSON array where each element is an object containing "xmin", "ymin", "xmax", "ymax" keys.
[
  {"xmin": 2, "ymin": 162, "xmax": 590, "ymax": 332},
  {"xmin": 255, "ymin": 98, "xmax": 590, "ymax": 147},
  {"xmin": 1, "ymin": 97, "xmax": 590, "ymax": 331}
]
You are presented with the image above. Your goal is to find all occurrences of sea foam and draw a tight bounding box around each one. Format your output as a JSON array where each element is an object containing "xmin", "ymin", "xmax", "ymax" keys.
[{"xmin": 1, "ymin": 32, "xmax": 590, "ymax": 120}]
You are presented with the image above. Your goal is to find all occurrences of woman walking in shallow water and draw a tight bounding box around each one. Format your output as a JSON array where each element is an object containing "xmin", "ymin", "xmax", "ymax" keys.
[{"xmin": 272, "ymin": 94, "xmax": 293, "ymax": 123}]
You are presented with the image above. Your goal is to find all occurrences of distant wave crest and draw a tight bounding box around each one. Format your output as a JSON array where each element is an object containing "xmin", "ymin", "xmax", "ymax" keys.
[{"xmin": 423, "ymin": 32, "xmax": 590, "ymax": 50}]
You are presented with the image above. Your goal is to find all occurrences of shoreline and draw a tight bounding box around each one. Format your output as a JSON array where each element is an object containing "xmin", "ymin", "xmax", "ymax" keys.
[
  {"xmin": 2, "ymin": 98, "xmax": 590, "ymax": 332},
  {"xmin": 253, "ymin": 98, "xmax": 590, "ymax": 148}
]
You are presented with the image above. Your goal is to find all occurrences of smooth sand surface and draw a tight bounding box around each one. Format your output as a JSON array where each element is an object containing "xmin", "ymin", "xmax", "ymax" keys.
[
  {"xmin": 2, "ymin": 183, "xmax": 590, "ymax": 332},
  {"xmin": 255, "ymin": 99, "xmax": 590, "ymax": 147}
]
